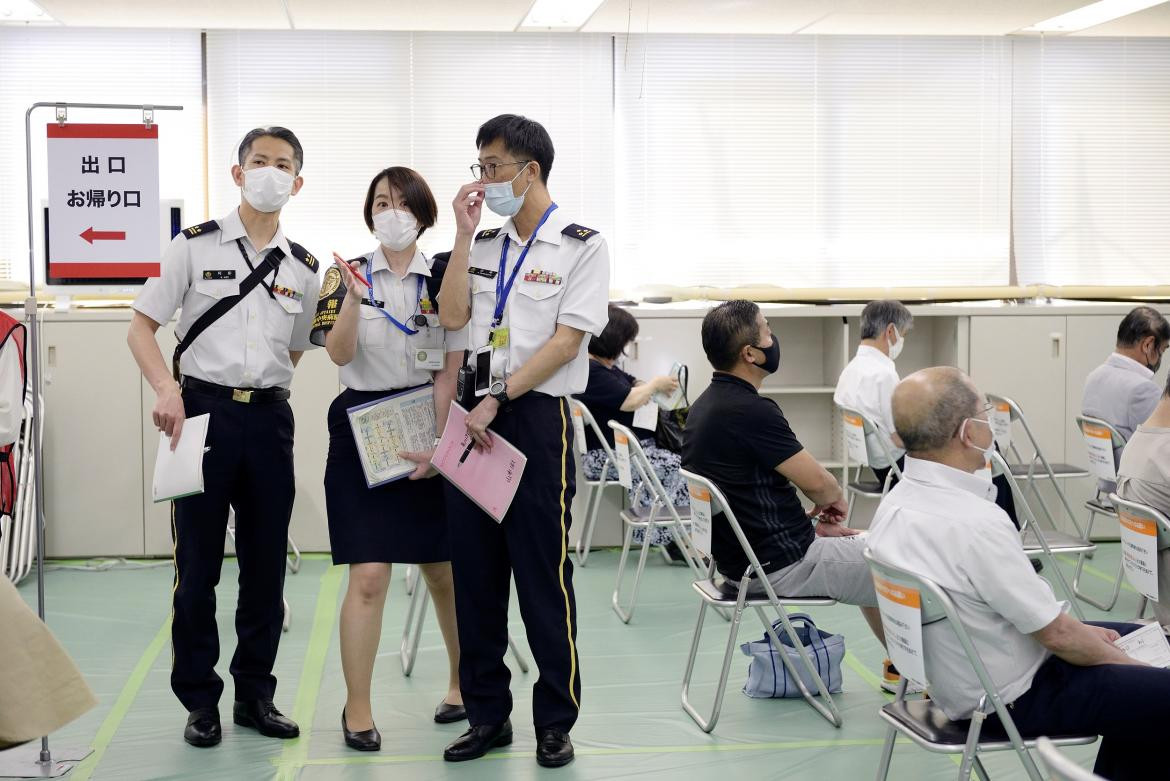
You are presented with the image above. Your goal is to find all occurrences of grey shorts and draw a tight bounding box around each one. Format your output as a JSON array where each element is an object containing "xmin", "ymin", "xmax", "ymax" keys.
[{"xmin": 744, "ymin": 534, "xmax": 878, "ymax": 607}]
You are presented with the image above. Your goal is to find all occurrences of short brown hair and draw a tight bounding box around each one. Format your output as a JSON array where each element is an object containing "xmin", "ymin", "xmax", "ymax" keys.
[{"xmin": 363, "ymin": 167, "xmax": 438, "ymax": 238}]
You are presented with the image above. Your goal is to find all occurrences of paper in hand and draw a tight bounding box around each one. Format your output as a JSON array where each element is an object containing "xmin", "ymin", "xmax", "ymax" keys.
[
  {"xmin": 1114, "ymin": 622, "xmax": 1170, "ymax": 668},
  {"xmin": 152, "ymin": 413, "xmax": 209, "ymax": 503}
]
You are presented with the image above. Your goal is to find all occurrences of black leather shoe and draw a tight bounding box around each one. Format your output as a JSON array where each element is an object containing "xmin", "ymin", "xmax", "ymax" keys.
[
  {"xmin": 434, "ymin": 700, "xmax": 468, "ymax": 724},
  {"xmin": 342, "ymin": 708, "xmax": 380, "ymax": 751},
  {"xmin": 536, "ymin": 729, "xmax": 574, "ymax": 768},
  {"xmin": 232, "ymin": 700, "xmax": 299, "ymax": 739},
  {"xmin": 184, "ymin": 707, "xmax": 221, "ymax": 748},
  {"xmin": 443, "ymin": 720, "xmax": 513, "ymax": 762}
]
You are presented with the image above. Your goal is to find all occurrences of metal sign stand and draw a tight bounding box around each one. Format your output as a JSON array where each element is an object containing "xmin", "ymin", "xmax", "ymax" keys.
[{"xmin": 0, "ymin": 100, "xmax": 182, "ymax": 780}]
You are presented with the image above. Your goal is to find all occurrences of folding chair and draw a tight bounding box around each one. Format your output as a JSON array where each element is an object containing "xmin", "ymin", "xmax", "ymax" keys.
[
  {"xmin": 985, "ymin": 394, "xmax": 1090, "ymax": 542},
  {"xmin": 864, "ymin": 549, "xmax": 1097, "ymax": 781},
  {"xmin": 1070, "ymin": 416, "xmax": 1126, "ymax": 610},
  {"xmin": 1106, "ymin": 493, "xmax": 1170, "ymax": 620},
  {"xmin": 568, "ymin": 399, "xmax": 619, "ymax": 567},
  {"xmin": 2, "ymin": 396, "xmax": 36, "ymax": 584},
  {"xmin": 678, "ymin": 469, "xmax": 841, "ymax": 733},
  {"xmin": 610, "ymin": 421, "xmax": 707, "ymax": 624},
  {"xmin": 989, "ymin": 451, "xmax": 1093, "ymax": 621},
  {"xmin": 1036, "ymin": 737, "xmax": 1105, "ymax": 781},
  {"xmin": 839, "ymin": 406, "xmax": 904, "ymax": 526},
  {"xmin": 399, "ymin": 564, "xmax": 531, "ymax": 677}
]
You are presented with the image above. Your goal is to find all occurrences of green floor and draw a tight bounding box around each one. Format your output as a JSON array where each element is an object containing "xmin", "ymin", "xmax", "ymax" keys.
[{"xmin": 12, "ymin": 545, "xmax": 1136, "ymax": 780}]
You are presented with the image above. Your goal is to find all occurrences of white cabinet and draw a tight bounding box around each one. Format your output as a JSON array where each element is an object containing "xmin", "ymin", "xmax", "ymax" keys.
[{"xmin": 41, "ymin": 319, "xmax": 145, "ymax": 557}]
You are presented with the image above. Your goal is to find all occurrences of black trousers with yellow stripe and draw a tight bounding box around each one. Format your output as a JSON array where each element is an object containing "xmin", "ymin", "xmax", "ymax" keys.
[
  {"xmin": 170, "ymin": 388, "xmax": 296, "ymax": 712},
  {"xmin": 446, "ymin": 393, "xmax": 582, "ymax": 732}
]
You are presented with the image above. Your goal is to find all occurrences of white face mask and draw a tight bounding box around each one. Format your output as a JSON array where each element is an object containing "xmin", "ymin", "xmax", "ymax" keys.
[
  {"xmin": 241, "ymin": 166, "xmax": 294, "ymax": 213},
  {"xmin": 372, "ymin": 208, "xmax": 419, "ymax": 251},
  {"xmin": 888, "ymin": 325, "xmax": 905, "ymax": 360},
  {"xmin": 961, "ymin": 418, "xmax": 996, "ymax": 466},
  {"xmin": 484, "ymin": 166, "xmax": 533, "ymax": 217}
]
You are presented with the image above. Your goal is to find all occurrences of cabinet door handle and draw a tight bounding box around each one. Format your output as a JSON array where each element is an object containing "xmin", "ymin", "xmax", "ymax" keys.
[{"xmin": 1050, "ymin": 332, "xmax": 1063, "ymax": 359}]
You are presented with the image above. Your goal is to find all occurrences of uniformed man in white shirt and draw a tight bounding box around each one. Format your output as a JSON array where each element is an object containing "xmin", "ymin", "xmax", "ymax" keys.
[
  {"xmin": 438, "ymin": 114, "xmax": 609, "ymax": 768},
  {"xmin": 833, "ymin": 299, "xmax": 912, "ymax": 483},
  {"xmin": 127, "ymin": 127, "xmax": 321, "ymax": 748},
  {"xmin": 868, "ymin": 366, "xmax": 1170, "ymax": 781}
]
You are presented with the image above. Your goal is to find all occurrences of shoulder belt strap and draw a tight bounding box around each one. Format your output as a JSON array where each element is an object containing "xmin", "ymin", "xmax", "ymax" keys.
[
  {"xmin": 171, "ymin": 248, "xmax": 285, "ymax": 381},
  {"xmin": 181, "ymin": 220, "xmax": 220, "ymax": 240}
]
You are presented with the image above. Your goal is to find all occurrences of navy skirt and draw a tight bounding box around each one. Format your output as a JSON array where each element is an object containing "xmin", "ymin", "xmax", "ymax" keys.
[{"xmin": 324, "ymin": 387, "xmax": 450, "ymax": 565}]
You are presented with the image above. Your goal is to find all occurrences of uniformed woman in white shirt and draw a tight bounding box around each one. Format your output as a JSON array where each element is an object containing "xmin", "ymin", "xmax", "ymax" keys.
[{"xmin": 310, "ymin": 166, "xmax": 466, "ymax": 752}]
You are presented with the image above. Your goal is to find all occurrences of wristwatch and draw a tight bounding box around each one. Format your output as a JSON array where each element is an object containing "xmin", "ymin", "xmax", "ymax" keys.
[{"xmin": 489, "ymin": 379, "xmax": 510, "ymax": 405}]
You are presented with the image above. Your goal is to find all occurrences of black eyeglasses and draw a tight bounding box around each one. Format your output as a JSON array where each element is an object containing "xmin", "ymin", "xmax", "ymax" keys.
[{"xmin": 470, "ymin": 160, "xmax": 530, "ymax": 180}]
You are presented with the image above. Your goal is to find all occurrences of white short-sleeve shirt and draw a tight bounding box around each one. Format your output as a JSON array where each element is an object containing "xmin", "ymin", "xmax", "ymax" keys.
[
  {"xmin": 311, "ymin": 248, "xmax": 466, "ymax": 392},
  {"xmin": 867, "ymin": 457, "xmax": 1064, "ymax": 721},
  {"xmin": 132, "ymin": 208, "xmax": 322, "ymax": 389},
  {"xmin": 463, "ymin": 207, "xmax": 609, "ymax": 397},
  {"xmin": 833, "ymin": 345, "xmax": 905, "ymax": 469}
]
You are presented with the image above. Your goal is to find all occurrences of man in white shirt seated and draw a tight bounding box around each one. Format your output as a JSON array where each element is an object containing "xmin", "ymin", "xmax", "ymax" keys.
[
  {"xmin": 1082, "ymin": 305, "xmax": 1169, "ymax": 494},
  {"xmin": 833, "ymin": 299, "xmax": 911, "ymax": 486},
  {"xmin": 868, "ymin": 366, "xmax": 1170, "ymax": 781}
]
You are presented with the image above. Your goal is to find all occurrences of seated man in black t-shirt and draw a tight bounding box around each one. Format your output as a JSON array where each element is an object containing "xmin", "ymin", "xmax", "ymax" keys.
[{"xmin": 682, "ymin": 301, "xmax": 890, "ymax": 670}]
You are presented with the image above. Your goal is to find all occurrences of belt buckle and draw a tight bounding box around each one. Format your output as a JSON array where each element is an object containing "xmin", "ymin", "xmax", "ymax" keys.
[{"xmin": 232, "ymin": 388, "xmax": 253, "ymax": 403}]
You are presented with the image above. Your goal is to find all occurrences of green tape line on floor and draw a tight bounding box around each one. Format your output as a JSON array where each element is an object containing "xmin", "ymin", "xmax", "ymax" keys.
[
  {"xmin": 275, "ymin": 563, "xmax": 345, "ymax": 781},
  {"xmin": 70, "ymin": 616, "xmax": 172, "ymax": 781},
  {"xmin": 272, "ymin": 738, "xmax": 890, "ymax": 769}
]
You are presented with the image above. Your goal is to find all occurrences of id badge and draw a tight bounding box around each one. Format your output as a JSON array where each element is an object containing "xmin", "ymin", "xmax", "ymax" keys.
[
  {"xmin": 415, "ymin": 348, "xmax": 444, "ymax": 371},
  {"xmin": 489, "ymin": 327, "xmax": 510, "ymax": 349},
  {"xmin": 414, "ymin": 327, "xmax": 445, "ymax": 370}
]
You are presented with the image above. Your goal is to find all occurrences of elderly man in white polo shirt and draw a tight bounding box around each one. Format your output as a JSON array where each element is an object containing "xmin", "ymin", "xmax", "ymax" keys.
[{"xmin": 868, "ymin": 366, "xmax": 1170, "ymax": 781}]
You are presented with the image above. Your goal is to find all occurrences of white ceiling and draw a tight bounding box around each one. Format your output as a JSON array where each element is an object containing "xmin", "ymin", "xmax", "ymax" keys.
[{"xmin": 27, "ymin": 0, "xmax": 1170, "ymax": 36}]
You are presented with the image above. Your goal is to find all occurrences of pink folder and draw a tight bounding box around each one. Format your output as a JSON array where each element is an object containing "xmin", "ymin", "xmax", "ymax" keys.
[{"xmin": 432, "ymin": 403, "xmax": 527, "ymax": 523}]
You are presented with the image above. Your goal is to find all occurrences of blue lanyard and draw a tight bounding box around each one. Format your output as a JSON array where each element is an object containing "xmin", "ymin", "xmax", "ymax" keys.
[
  {"xmin": 492, "ymin": 203, "xmax": 558, "ymax": 328},
  {"xmin": 365, "ymin": 260, "xmax": 424, "ymax": 336}
]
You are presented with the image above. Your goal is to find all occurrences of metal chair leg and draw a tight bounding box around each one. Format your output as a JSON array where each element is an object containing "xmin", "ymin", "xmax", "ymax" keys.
[
  {"xmin": 401, "ymin": 578, "xmax": 429, "ymax": 676},
  {"xmin": 404, "ymin": 563, "xmax": 418, "ymax": 596},
  {"xmin": 612, "ymin": 516, "xmax": 655, "ymax": 624},
  {"xmin": 507, "ymin": 633, "xmax": 530, "ymax": 674},
  {"xmin": 681, "ymin": 597, "xmax": 743, "ymax": 733},
  {"xmin": 874, "ymin": 724, "xmax": 898, "ymax": 781},
  {"xmin": 1072, "ymin": 507, "xmax": 1124, "ymax": 611},
  {"xmin": 577, "ymin": 459, "xmax": 612, "ymax": 567},
  {"xmin": 286, "ymin": 535, "xmax": 301, "ymax": 574}
]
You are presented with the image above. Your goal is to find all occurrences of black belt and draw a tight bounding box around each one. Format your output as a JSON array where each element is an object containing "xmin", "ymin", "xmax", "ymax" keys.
[{"xmin": 181, "ymin": 376, "xmax": 290, "ymax": 404}]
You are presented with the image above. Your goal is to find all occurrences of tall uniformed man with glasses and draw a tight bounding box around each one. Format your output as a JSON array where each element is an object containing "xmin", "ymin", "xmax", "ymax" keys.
[
  {"xmin": 438, "ymin": 114, "xmax": 609, "ymax": 768},
  {"xmin": 128, "ymin": 127, "xmax": 320, "ymax": 748}
]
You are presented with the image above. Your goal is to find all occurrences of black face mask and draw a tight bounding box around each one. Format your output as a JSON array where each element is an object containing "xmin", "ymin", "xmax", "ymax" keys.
[{"xmin": 751, "ymin": 339, "xmax": 781, "ymax": 375}]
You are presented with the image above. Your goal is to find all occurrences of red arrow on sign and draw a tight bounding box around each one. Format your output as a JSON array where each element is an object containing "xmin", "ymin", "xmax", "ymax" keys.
[{"xmin": 80, "ymin": 227, "xmax": 126, "ymax": 244}]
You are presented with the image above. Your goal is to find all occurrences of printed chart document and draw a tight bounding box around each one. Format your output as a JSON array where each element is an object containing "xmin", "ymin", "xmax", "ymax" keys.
[
  {"xmin": 347, "ymin": 385, "xmax": 436, "ymax": 488},
  {"xmin": 432, "ymin": 403, "xmax": 526, "ymax": 523},
  {"xmin": 152, "ymin": 413, "xmax": 210, "ymax": 503},
  {"xmin": 1115, "ymin": 622, "xmax": 1170, "ymax": 668}
]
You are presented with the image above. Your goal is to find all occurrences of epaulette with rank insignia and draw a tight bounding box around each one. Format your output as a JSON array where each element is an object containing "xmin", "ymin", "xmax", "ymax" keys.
[
  {"xmin": 475, "ymin": 228, "xmax": 501, "ymax": 242},
  {"xmin": 562, "ymin": 224, "xmax": 599, "ymax": 241},
  {"xmin": 288, "ymin": 242, "xmax": 320, "ymax": 273},
  {"xmin": 181, "ymin": 220, "xmax": 220, "ymax": 240}
]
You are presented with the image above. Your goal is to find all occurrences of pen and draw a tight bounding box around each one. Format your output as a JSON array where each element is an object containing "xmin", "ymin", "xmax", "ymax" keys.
[
  {"xmin": 332, "ymin": 251, "xmax": 372, "ymax": 289},
  {"xmin": 458, "ymin": 439, "xmax": 475, "ymax": 465}
]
